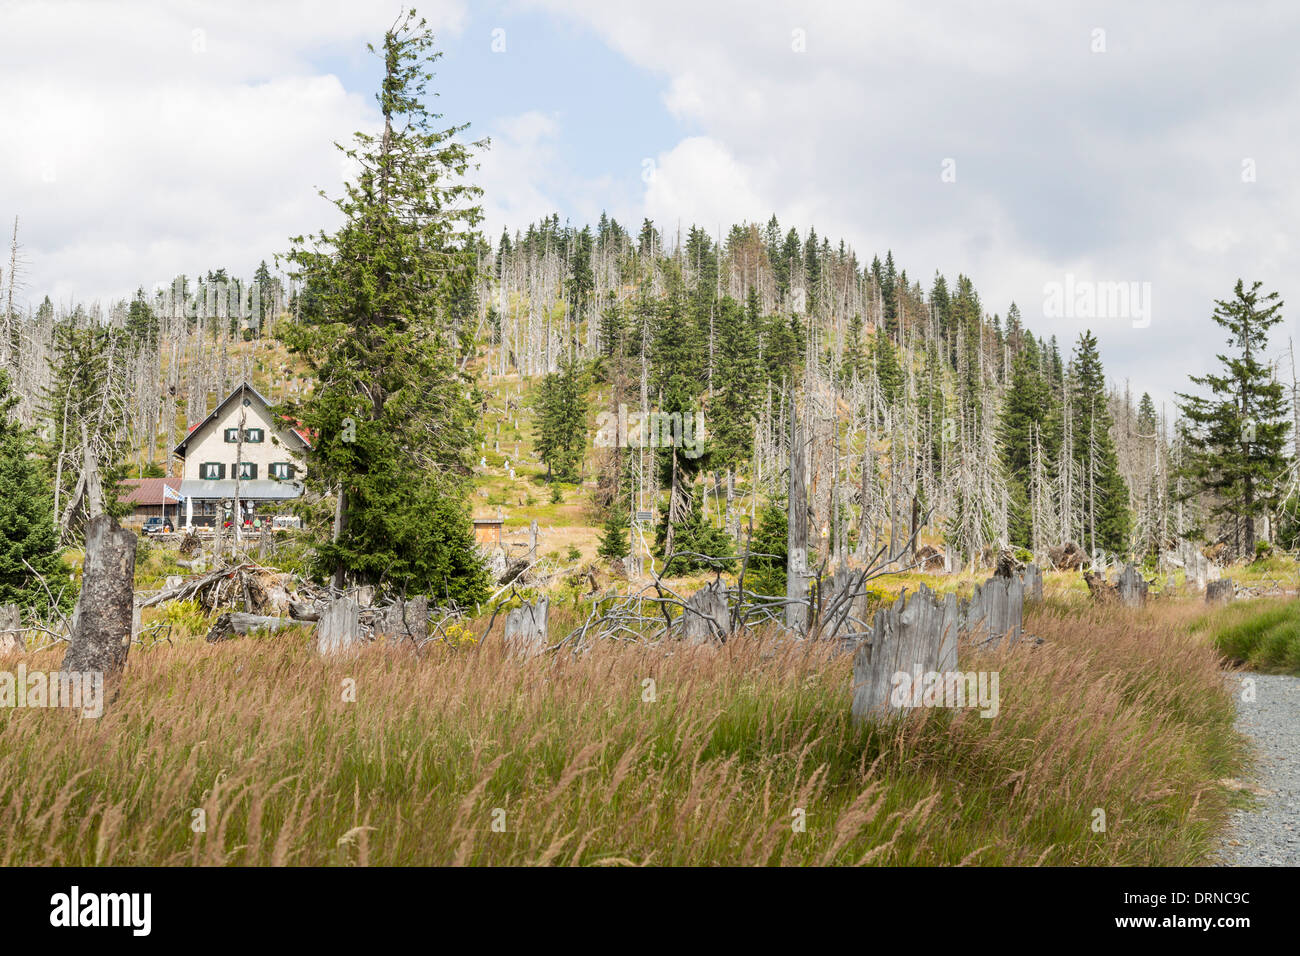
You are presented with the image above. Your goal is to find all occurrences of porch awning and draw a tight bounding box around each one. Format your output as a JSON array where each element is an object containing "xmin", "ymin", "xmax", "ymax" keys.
[{"xmin": 179, "ymin": 479, "xmax": 305, "ymax": 501}]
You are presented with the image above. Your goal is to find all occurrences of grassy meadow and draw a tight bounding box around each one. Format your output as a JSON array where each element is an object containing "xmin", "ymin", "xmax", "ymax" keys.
[
  {"xmin": 1193, "ymin": 595, "xmax": 1300, "ymax": 675},
  {"xmin": 0, "ymin": 583, "xmax": 1247, "ymax": 866}
]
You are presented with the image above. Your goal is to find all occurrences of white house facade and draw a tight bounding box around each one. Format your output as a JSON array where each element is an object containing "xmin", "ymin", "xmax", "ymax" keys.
[{"xmin": 173, "ymin": 382, "xmax": 311, "ymax": 527}]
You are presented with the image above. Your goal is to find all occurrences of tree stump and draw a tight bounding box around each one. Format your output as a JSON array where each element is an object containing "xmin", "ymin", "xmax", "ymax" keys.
[
  {"xmin": 1206, "ymin": 578, "xmax": 1234, "ymax": 604},
  {"xmin": 317, "ymin": 597, "xmax": 361, "ymax": 655},
  {"xmin": 504, "ymin": 597, "xmax": 548, "ymax": 657},
  {"xmin": 60, "ymin": 515, "xmax": 136, "ymax": 679},
  {"xmin": 852, "ymin": 584, "xmax": 961, "ymax": 720},
  {"xmin": 679, "ymin": 580, "xmax": 730, "ymax": 645},
  {"xmin": 1019, "ymin": 563, "xmax": 1044, "ymax": 603},
  {"xmin": 1083, "ymin": 570, "xmax": 1118, "ymax": 603},
  {"xmin": 964, "ymin": 575, "xmax": 1024, "ymax": 648},
  {"xmin": 1116, "ymin": 563, "xmax": 1148, "ymax": 607},
  {"xmin": 374, "ymin": 596, "xmax": 429, "ymax": 642},
  {"xmin": 0, "ymin": 603, "xmax": 23, "ymax": 653}
]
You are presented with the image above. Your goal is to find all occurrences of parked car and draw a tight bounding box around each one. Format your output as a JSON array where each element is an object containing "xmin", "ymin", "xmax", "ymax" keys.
[{"xmin": 142, "ymin": 516, "xmax": 174, "ymax": 536}]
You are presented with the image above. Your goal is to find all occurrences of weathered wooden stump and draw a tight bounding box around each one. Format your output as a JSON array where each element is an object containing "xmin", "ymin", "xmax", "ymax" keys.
[
  {"xmin": 852, "ymin": 584, "xmax": 961, "ymax": 720},
  {"xmin": 1019, "ymin": 563, "xmax": 1043, "ymax": 603},
  {"xmin": 60, "ymin": 515, "xmax": 137, "ymax": 679},
  {"xmin": 1083, "ymin": 570, "xmax": 1118, "ymax": 603},
  {"xmin": 504, "ymin": 597, "xmax": 548, "ymax": 657},
  {"xmin": 0, "ymin": 603, "xmax": 23, "ymax": 653},
  {"xmin": 317, "ymin": 597, "xmax": 362, "ymax": 655},
  {"xmin": 679, "ymin": 580, "xmax": 730, "ymax": 645},
  {"xmin": 964, "ymin": 575, "xmax": 1024, "ymax": 648},
  {"xmin": 374, "ymin": 596, "xmax": 429, "ymax": 642},
  {"xmin": 1116, "ymin": 563, "xmax": 1148, "ymax": 607},
  {"xmin": 1206, "ymin": 578, "xmax": 1235, "ymax": 604}
]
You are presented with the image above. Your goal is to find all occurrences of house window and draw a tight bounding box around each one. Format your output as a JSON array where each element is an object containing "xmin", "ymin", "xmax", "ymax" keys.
[
  {"xmin": 233, "ymin": 462, "xmax": 258, "ymax": 480},
  {"xmin": 269, "ymin": 462, "xmax": 296, "ymax": 480},
  {"xmin": 244, "ymin": 428, "xmax": 264, "ymax": 443},
  {"xmin": 200, "ymin": 462, "xmax": 225, "ymax": 480},
  {"xmin": 224, "ymin": 428, "xmax": 240, "ymax": 443}
]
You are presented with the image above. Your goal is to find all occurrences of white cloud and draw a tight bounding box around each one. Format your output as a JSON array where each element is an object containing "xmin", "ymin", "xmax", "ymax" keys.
[
  {"xmin": 530, "ymin": 0, "xmax": 1300, "ymax": 404},
  {"xmin": 0, "ymin": 0, "xmax": 467, "ymax": 306},
  {"xmin": 643, "ymin": 137, "xmax": 768, "ymax": 235}
]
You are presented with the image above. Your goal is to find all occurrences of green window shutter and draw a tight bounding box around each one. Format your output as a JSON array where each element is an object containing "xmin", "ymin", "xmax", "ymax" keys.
[{"xmin": 217, "ymin": 463, "xmax": 226, "ymax": 479}]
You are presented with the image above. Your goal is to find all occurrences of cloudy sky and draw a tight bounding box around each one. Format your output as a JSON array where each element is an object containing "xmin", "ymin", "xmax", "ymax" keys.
[{"xmin": 2, "ymin": 0, "xmax": 1298, "ymax": 407}]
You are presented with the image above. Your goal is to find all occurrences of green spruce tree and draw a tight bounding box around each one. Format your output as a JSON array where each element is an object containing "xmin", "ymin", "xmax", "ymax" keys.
[
  {"xmin": 1177, "ymin": 281, "xmax": 1291, "ymax": 555},
  {"xmin": 281, "ymin": 10, "xmax": 488, "ymax": 602},
  {"xmin": 0, "ymin": 370, "xmax": 66, "ymax": 611},
  {"xmin": 1070, "ymin": 331, "xmax": 1132, "ymax": 555}
]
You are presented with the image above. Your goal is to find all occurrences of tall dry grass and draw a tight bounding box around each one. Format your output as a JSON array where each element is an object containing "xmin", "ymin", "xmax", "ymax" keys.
[{"xmin": 0, "ymin": 596, "xmax": 1240, "ymax": 865}]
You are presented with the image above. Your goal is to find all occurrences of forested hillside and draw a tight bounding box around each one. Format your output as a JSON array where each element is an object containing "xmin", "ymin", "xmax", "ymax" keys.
[{"xmin": 4, "ymin": 208, "xmax": 1299, "ymax": 576}]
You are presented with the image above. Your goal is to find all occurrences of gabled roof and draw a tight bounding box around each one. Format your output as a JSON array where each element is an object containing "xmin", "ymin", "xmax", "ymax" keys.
[
  {"xmin": 173, "ymin": 382, "xmax": 312, "ymax": 456},
  {"xmin": 117, "ymin": 477, "xmax": 182, "ymax": 507}
]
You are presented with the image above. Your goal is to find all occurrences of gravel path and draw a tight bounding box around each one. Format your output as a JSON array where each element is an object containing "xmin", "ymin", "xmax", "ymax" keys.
[{"xmin": 1214, "ymin": 672, "xmax": 1300, "ymax": 866}]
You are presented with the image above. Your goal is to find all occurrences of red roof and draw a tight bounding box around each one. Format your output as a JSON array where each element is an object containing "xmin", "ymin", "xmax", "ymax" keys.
[{"xmin": 117, "ymin": 477, "xmax": 182, "ymax": 507}]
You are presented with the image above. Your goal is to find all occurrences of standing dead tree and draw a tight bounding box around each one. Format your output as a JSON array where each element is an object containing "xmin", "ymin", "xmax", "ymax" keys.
[
  {"xmin": 786, "ymin": 391, "xmax": 809, "ymax": 630},
  {"xmin": 59, "ymin": 515, "xmax": 137, "ymax": 680}
]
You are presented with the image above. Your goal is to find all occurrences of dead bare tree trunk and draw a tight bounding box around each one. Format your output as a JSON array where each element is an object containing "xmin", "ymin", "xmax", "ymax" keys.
[
  {"xmin": 786, "ymin": 392, "xmax": 809, "ymax": 631},
  {"xmin": 59, "ymin": 515, "xmax": 136, "ymax": 679}
]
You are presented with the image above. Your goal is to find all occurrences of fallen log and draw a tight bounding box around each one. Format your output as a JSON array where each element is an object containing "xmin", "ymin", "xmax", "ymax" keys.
[{"xmin": 206, "ymin": 612, "xmax": 305, "ymax": 643}]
